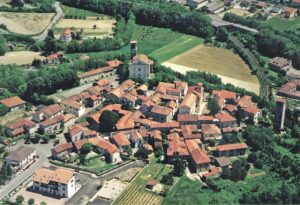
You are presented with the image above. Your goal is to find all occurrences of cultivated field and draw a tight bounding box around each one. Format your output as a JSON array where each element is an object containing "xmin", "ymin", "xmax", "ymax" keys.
[
  {"xmin": 0, "ymin": 51, "xmax": 45, "ymax": 65},
  {"xmin": 113, "ymin": 183, "xmax": 163, "ymax": 205},
  {"xmin": 0, "ymin": 12, "xmax": 55, "ymax": 35},
  {"xmin": 163, "ymin": 45, "xmax": 260, "ymax": 94},
  {"xmin": 266, "ymin": 16, "xmax": 300, "ymax": 31},
  {"xmin": 54, "ymin": 17, "xmax": 115, "ymax": 39},
  {"xmin": 0, "ymin": 0, "xmax": 9, "ymax": 7}
]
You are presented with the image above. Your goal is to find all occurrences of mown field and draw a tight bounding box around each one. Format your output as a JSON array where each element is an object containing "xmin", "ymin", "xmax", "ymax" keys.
[
  {"xmin": 219, "ymin": 8, "xmax": 254, "ymax": 18},
  {"xmin": 0, "ymin": 51, "xmax": 45, "ymax": 65},
  {"xmin": 164, "ymin": 45, "xmax": 260, "ymax": 94},
  {"xmin": 149, "ymin": 35, "xmax": 203, "ymax": 63},
  {"xmin": 0, "ymin": 12, "xmax": 55, "ymax": 35},
  {"xmin": 266, "ymin": 16, "xmax": 300, "ymax": 31}
]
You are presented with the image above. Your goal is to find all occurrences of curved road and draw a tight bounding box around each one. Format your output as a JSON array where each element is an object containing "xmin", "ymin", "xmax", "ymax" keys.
[{"xmin": 32, "ymin": 1, "xmax": 63, "ymax": 41}]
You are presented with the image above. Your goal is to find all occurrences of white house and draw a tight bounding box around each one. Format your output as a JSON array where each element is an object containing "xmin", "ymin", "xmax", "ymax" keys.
[
  {"xmin": 6, "ymin": 146, "xmax": 36, "ymax": 171},
  {"xmin": 32, "ymin": 167, "xmax": 77, "ymax": 198},
  {"xmin": 61, "ymin": 100, "xmax": 85, "ymax": 117},
  {"xmin": 129, "ymin": 54, "xmax": 153, "ymax": 81}
]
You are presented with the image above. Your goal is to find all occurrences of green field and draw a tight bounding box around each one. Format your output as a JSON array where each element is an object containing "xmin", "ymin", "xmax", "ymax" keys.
[
  {"xmin": 61, "ymin": 5, "xmax": 105, "ymax": 18},
  {"xmin": 266, "ymin": 16, "xmax": 300, "ymax": 31},
  {"xmin": 150, "ymin": 35, "xmax": 203, "ymax": 63}
]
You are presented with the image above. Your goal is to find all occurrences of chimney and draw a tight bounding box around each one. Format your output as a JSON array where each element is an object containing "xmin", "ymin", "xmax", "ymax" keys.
[{"xmin": 130, "ymin": 40, "xmax": 137, "ymax": 59}]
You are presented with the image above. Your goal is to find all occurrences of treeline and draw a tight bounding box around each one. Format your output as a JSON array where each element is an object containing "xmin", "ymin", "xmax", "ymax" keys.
[
  {"xmin": 65, "ymin": 14, "xmax": 135, "ymax": 53},
  {"xmin": 0, "ymin": 34, "xmax": 6, "ymax": 56},
  {"xmin": 60, "ymin": 0, "xmax": 214, "ymax": 38},
  {"xmin": 223, "ymin": 13, "xmax": 300, "ymax": 69},
  {"xmin": 3, "ymin": 0, "xmax": 55, "ymax": 12}
]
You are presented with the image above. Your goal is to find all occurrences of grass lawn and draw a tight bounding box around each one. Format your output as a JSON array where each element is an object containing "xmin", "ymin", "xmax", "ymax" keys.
[
  {"xmin": 150, "ymin": 35, "xmax": 203, "ymax": 63},
  {"xmin": 249, "ymin": 167, "xmax": 264, "ymax": 175},
  {"xmin": 132, "ymin": 25, "xmax": 184, "ymax": 55},
  {"xmin": 266, "ymin": 16, "xmax": 300, "ymax": 31},
  {"xmin": 83, "ymin": 157, "xmax": 116, "ymax": 171}
]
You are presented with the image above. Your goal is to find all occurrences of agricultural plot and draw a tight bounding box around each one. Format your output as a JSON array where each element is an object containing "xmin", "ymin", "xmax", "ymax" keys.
[
  {"xmin": 163, "ymin": 45, "xmax": 260, "ymax": 94},
  {"xmin": 61, "ymin": 5, "xmax": 105, "ymax": 18},
  {"xmin": 266, "ymin": 16, "xmax": 300, "ymax": 31},
  {"xmin": 0, "ymin": 0, "xmax": 9, "ymax": 7},
  {"xmin": 219, "ymin": 8, "xmax": 254, "ymax": 18},
  {"xmin": 0, "ymin": 51, "xmax": 45, "ymax": 65},
  {"xmin": 0, "ymin": 12, "xmax": 55, "ymax": 35},
  {"xmin": 114, "ymin": 183, "xmax": 163, "ymax": 205}
]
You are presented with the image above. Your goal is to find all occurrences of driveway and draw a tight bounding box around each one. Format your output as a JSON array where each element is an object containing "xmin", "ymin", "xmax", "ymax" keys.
[
  {"xmin": 0, "ymin": 142, "xmax": 52, "ymax": 200},
  {"xmin": 32, "ymin": 1, "xmax": 63, "ymax": 41}
]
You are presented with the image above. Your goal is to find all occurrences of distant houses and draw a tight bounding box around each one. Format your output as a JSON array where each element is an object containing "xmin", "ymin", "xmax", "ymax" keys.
[
  {"xmin": 0, "ymin": 96, "xmax": 26, "ymax": 112},
  {"xmin": 5, "ymin": 146, "xmax": 36, "ymax": 171}
]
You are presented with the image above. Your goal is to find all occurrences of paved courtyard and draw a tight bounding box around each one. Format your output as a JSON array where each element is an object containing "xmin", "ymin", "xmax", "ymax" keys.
[{"xmin": 97, "ymin": 179, "xmax": 127, "ymax": 201}]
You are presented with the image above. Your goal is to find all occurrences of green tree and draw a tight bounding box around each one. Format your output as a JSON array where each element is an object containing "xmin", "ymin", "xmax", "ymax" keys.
[
  {"xmin": 0, "ymin": 34, "xmax": 7, "ymax": 56},
  {"xmin": 207, "ymin": 98, "xmax": 220, "ymax": 115},
  {"xmin": 41, "ymin": 135, "xmax": 50, "ymax": 144},
  {"xmin": 44, "ymin": 36, "xmax": 58, "ymax": 55},
  {"xmin": 10, "ymin": 0, "xmax": 24, "ymax": 7},
  {"xmin": 134, "ymin": 146, "xmax": 149, "ymax": 159},
  {"xmin": 47, "ymin": 29, "xmax": 55, "ymax": 39},
  {"xmin": 80, "ymin": 143, "xmax": 92, "ymax": 155},
  {"xmin": 161, "ymin": 173, "xmax": 174, "ymax": 185},
  {"xmin": 28, "ymin": 198, "xmax": 35, "ymax": 205},
  {"xmin": 99, "ymin": 110, "xmax": 119, "ymax": 132},
  {"xmin": 0, "ymin": 104, "xmax": 9, "ymax": 116},
  {"xmin": 40, "ymin": 201, "xmax": 47, "ymax": 205},
  {"xmin": 173, "ymin": 158, "xmax": 185, "ymax": 177},
  {"xmin": 16, "ymin": 195, "xmax": 24, "ymax": 205}
]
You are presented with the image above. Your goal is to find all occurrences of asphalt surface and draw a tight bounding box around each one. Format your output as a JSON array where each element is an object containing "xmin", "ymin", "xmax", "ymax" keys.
[
  {"xmin": 32, "ymin": 1, "xmax": 63, "ymax": 41},
  {"xmin": 0, "ymin": 142, "xmax": 52, "ymax": 200}
]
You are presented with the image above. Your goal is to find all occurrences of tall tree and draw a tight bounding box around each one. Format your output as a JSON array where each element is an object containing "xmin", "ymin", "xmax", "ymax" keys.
[
  {"xmin": 99, "ymin": 110, "xmax": 119, "ymax": 132},
  {"xmin": 208, "ymin": 98, "xmax": 221, "ymax": 115},
  {"xmin": 0, "ymin": 34, "xmax": 7, "ymax": 56}
]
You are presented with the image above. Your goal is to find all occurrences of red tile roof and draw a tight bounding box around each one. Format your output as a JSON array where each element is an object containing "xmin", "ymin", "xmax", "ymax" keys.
[
  {"xmin": 180, "ymin": 93, "xmax": 197, "ymax": 108},
  {"xmin": 201, "ymin": 124, "xmax": 221, "ymax": 135},
  {"xmin": 7, "ymin": 118, "xmax": 36, "ymax": 130},
  {"xmin": 0, "ymin": 96, "xmax": 25, "ymax": 108},
  {"xmin": 106, "ymin": 59, "xmax": 123, "ymax": 68},
  {"xmin": 151, "ymin": 105, "xmax": 172, "ymax": 116},
  {"xmin": 40, "ymin": 115, "xmax": 64, "ymax": 127},
  {"xmin": 216, "ymin": 143, "xmax": 248, "ymax": 152},
  {"xmin": 212, "ymin": 90, "xmax": 237, "ymax": 99},
  {"xmin": 78, "ymin": 66, "xmax": 114, "ymax": 79},
  {"xmin": 112, "ymin": 132, "xmax": 130, "ymax": 147},
  {"xmin": 150, "ymin": 122, "xmax": 180, "ymax": 129},
  {"xmin": 53, "ymin": 142, "xmax": 73, "ymax": 154},
  {"xmin": 215, "ymin": 111, "xmax": 236, "ymax": 122}
]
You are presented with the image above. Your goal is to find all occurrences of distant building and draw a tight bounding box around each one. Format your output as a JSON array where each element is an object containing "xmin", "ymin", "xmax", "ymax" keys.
[
  {"xmin": 216, "ymin": 143, "xmax": 248, "ymax": 157},
  {"xmin": 284, "ymin": 7, "xmax": 297, "ymax": 18},
  {"xmin": 61, "ymin": 100, "xmax": 85, "ymax": 117},
  {"xmin": 46, "ymin": 52, "xmax": 63, "ymax": 65},
  {"xmin": 32, "ymin": 167, "xmax": 77, "ymax": 198},
  {"xmin": 277, "ymin": 79, "xmax": 300, "ymax": 100},
  {"xmin": 292, "ymin": 0, "xmax": 300, "ymax": 8},
  {"xmin": 179, "ymin": 93, "xmax": 197, "ymax": 114},
  {"xmin": 274, "ymin": 97, "xmax": 286, "ymax": 131},
  {"xmin": 60, "ymin": 28, "xmax": 73, "ymax": 42},
  {"xmin": 186, "ymin": 0, "xmax": 208, "ymax": 9},
  {"xmin": 6, "ymin": 119, "xmax": 37, "ymax": 137},
  {"xmin": 0, "ymin": 96, "xmax": 26, "ymax": 112},
  {"xmin": 6, "ymin": 146, "xmax": 36, "ymax": 171}
]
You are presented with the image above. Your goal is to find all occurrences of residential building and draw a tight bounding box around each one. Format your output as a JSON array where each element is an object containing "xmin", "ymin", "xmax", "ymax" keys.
[
  {"xmin": 51, "ymin": 143, "xmax": 74, "ymax": 161},
  {"xmin": 39, "ymin": 115, "xmax": 64, "ymax": 134},
  {"xmin": 274, "ymin": 97, "xmax": 286, "ymax": 131},
  {"xmin": 129, "ymin": 54, "xmax": 154, "ymax": 81},
  {"xmin": 111, "ymin": 132, "xmax": 131, "ymax": 152},
  {"xmin": 0, "ymin": 96, "xmax": 26, "ymax": 112},
  {"xmin": 150, "ymin": 105, "xmax": 173, "ymax": 122},
  {"xmin": 292, "ymin": 0, "xmax": 300, "ymax": 8},
  {"xmin": 32, "ymin": 104, "xmax": 63, "ymax": 123},
  {"xmin": 186, "ymin": 139, "xmax": 210, "ymax": 172},
  {"xmin": 269, "ymin": 57, "xmax": 292, "ymax": 73},
  {"xmin": 201, "ymin": 124, "xmax": 222, "ymax": 141},
  {"xmin": 216, "ymin": 143, "xmax": 248, "ymax": 157},
  {"xmin": 61, "ymin": 100, "xmax": 85, "ymax": 117},
  {"xmin": 215, "ymin": 111, "xmax": 237, "ymax": 129},
  {"xmin": 277, "ymin": 79, "xmax": 300, "ymax": 100},
  {"xmin": 46, "ymin": 53, "xmax": 63, "ymax": 65},
  {"xmin": 179, "ymin": 93, "xmax": 197, "ymax": 114},
  {"xmin": 59, "ymin": 28, "xmax": 73, "ymax": 42},
  {"xmin": 6, "ymin": 146, "xmax": 36, "ymax": 171},
  {"xmin": 284, "ymin": 7, "xmax": 297, "ymax": 18},
  {"xmin": 6, "ymin": 119, "xmax": 37, "ymax": 137},
  {"xmin": 186, "ymin": 0, "xmax": 208, "ymax": 9},
  {"xmin": 32, "ymin": 167, "xmax": 77, "ymax": 198}
]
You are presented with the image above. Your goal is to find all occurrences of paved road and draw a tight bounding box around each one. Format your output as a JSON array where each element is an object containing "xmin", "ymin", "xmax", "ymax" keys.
[
  {"xmin": 0, "ymin": 142, "xmax": 52, "ymax": 200},
  {"xmin": 32, "ymin": 1, "xmax": 63, "ymax": 41}
]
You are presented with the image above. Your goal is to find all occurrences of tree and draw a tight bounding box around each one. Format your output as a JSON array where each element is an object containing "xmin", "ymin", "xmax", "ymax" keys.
[
  {"xmin": 80, "ymin": 143, "xmax": 92, "ymax": 155},
  {"xmin": 10, "ymin": 0, "xmax": 24, "ymax": 7},
  {"xmin": 0, "ymin": 162, "xmax": 8, "ymax": 184},
  {"xmin": 32, "ymin": 58, "xmax": 42, "ymax": 68},
  {"xmin": 207, "ymin": 98, "xmax": 220, "ymax": 115},
  {"xmin": 44, "ymin": 36, "xmax": 58, "ymax": 55},
  {"xmin": 16, "ymin": 195, "xmax": 24, "ymax": 205},
  {"xmin": 134, "ymin": 146, "xmax": 149, "ymax": 159},
  {"xmin": 47, "ymin": 29, "xmax": 55, "ymax": 39},
  {"xmin": 41, "ymin": 135, "xmax": 50, "ymax": 144},
  {"xmin": 28, "ymin": 198, "xmax": 35, "ymax": 205},
  {"xmin": 0, "ymin": 104, "xmax": 9, "ymax": 116},
  {"xmin": 173, "ymin": 158, "xmax": 185, "ymax": 177},
  {"xmin": 216, "ymin": 27, "xmax": 228, "ymax": 42},
  {"xmin": 161, "ymin": 173, "xmax": 173, "ymax": 185},
  {"xmin": 0, "ymin": 34, "xmax": 7, "ymax": 56},
  {"xmin": 40, "ymin": 201, "xmax": 47, "ymax": 205},
  {"xmin": 206, "ymin": 178, "xmax": 221, "ymax": 192},
  {"xmin": 99, "ymin": 110, "xmax": 119, "ymax": 132}
]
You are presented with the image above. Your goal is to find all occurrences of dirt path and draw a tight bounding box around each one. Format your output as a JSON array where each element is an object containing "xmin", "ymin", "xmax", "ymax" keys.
[{"xmin": 162, "ymin": 62, "xmax": 260, "ymax": 95}]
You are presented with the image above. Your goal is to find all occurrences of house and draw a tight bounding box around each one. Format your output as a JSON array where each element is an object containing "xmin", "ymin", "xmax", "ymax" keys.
[
  {"xmin": 181, "ymin": 125, "xmax": 202, "ymax": 140},
  {"xmin": 129, "ymin": 54, "xmax": 153, "ymax": 81},
  {"xmin": 32, "ymin": 167, "xmax": 77, "ymax": 198},
  {"xmin": 39, "ymin": 115, "xmax": 64, "ymax": 134},
  {"xmin": 270, "ymin": 6, "xmax": 283, "ymax": 14},
  {"xmin": 256, "ymin": 1, "xmax": 267, "ymax": 9},
  {"xmin": 215, "ymin": 157, "xmax": 231, "ymax": 168},
  {"xmin": 216, "ymin": 143, "xmax": 248, "ymax": 157},
  {"xmin": 186, "ymin": 139, "xmax": 210, "ymax": 172},
  {"xmin": 150, "ymin": 130, "xmax": 163, "ymax": 148},
  {"xmin": 0, "ymin": 96, "xmax": 26, "ymax": 112},
  {"xmin": 269, "ymin": 57, "xmax": 292, "ymax": 73},
  {"xmin": 224, "ymin": 0, "xmax": 236, "ymax": 6},
  {"xmin": 167, "ymin": 132, "xmax": 189, "ymax": 162},
  {"xmin": 111, "ymin": 132, "xmax": 131, "ymax": 152},
  {"xmin": 60, "ymin": 28, "xmax": 73, "ymax": 42},
  {"xmin": 32, "ymin": 104, "xmax": 63, "ymax": 123},
  {"xmin": 130, "ymin": 130, "xmax": 144, "ymax": 148},
  {"xmin": 212, "ymin": 90, "xmax": 237, "ymax": 108},
  {"xmin": 277, "ymin": 79, "xmax": 300, "ymax": 100},
  {"xmin": 150, "ymin": 105, "xmax": 173, "ymax": 122},
  {"xmin": 85, "ymin": 95, "xmax": 101, "ymax": 108},
  {"xmin": 179, "ymin": 93, "xmax": 197, "ymax": 114},
  {"xmin": 201, "ymin": 166, "xmax": 221, "ymax": 180},
  {"xmin": 61, "ymin": 100, "xmax": 85, "ymax": 117},
  {"xmin": 79, "ymin": 66, "xmax": 116, "ymax": 84},
  {"xmin": 150, "ymin": 122, "xmax": 180, "ymax": 133},
  {"xmin": 241, "ymin": 105, "xmax": 261, "ymax": 124},
  {"xmin": 6, "ymin": 146, "xmax": 36, "ymax": 171},
  {"xmin": 46, "ymin": 52, "xmax": 63, "ymax": 65},
  {"xmin": 284, "ymin": 7, "xmax": 297, "ymax": 18},
  {"xmin": 292, "ymin": 0, "xmax": 300, "ymax": 8},
  {"xmin": 51, "ymin": 143, "xmax": 74, "ymax": 161},
  {"xmin": 215, "ymin": 111, "xmax": 237, "ymax": 129},
  {"xmin": 146, "ymin": 179, "xmax": 157, "ymax": 190},
  {"xmin": 201, "ymin": 124, "xmax": 222, "ymax": 141},
  {"xmin": 6, "ymin": 119, "xmax": 37, "ymax": 137},
  {"xmin": 186, "ymin": 0, "xmax": 208, "ymax": 9}
]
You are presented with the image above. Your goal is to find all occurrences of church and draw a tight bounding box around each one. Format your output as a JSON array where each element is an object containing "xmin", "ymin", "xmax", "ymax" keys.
[{"xmin": 129, "ymin": 41, "xmax": 154, "ymax": 81}]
